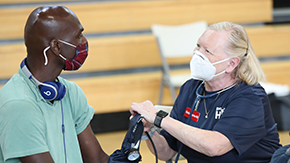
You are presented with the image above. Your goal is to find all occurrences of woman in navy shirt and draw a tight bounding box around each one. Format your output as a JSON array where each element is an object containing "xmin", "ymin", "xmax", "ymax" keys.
[{"xmin": 130, "ymin": 22, "xmax": 281, "ymax": 163}]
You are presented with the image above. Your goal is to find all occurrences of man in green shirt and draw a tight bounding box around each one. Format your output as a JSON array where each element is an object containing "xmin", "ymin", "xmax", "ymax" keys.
[{"xmin": 0, "ymin": 5, "xmax": 109, "ymax": 163}]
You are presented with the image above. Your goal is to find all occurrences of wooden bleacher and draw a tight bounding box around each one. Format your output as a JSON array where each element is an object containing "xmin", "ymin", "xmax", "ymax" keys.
[
  {"xmin": 1, "ymin": 24, "xmax": 290, "ymax": 79},
  {"xmin": 0, "ymin": 0, "xmax": 272, "ymax": 40},
  {"xmin": 1, "ymin": 0, "xmax": 290, "ymax": 115},
  {"xmin": 0, "ymin": 0, "xmax": 76, "ymax": 5},
  {"xmin": 1, "ymin": 25, "xmax": 290, "ymax": 114}
]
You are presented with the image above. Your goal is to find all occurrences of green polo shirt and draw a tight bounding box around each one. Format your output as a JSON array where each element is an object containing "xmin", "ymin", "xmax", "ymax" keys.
[{"xmin": 0, "ymin": 67, "xmax": 95, "ymax": 163}]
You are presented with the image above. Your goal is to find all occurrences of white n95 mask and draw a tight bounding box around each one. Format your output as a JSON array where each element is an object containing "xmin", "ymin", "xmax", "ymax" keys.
[{"xmin": 190, "ymin": 51, "xmax": 231, "ymax": 81}]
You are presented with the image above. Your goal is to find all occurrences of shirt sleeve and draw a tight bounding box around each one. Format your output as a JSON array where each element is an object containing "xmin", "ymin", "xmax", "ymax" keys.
[
  {"xmin": 0, "ymin": 100, "xmax": 48, "ymax": 162},
  {"xmin": 213, "ymin": 91, "xmax": 267, "ymax": 156},
  {"xmin": 68, "ymin": 81, "xmax": 95, "ymax": 135}
]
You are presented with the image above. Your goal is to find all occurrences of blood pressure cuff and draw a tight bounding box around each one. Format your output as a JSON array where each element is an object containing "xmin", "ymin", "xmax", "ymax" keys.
[
  {"xmin": 271, "ymin": 144, "xmax": 290, "ymax": 163},
  {"xmin": 108, "ymin": 114, "xmax": 144, "ymax": 163}
]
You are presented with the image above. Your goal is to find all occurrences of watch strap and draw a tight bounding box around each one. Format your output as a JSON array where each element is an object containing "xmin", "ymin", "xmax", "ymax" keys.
[
  {"xmin": 154, "ymin": 110, "xmax": 168, "ymax": 128},
  {"xmin": 154, "ymin": 115, "xmax": 163, "ymax": 128}
]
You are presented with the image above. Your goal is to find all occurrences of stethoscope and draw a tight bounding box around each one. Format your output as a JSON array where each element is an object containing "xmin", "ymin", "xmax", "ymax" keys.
[{"xmin": 174, "ymin": 81, "xmax": 236, "ymax": 163}]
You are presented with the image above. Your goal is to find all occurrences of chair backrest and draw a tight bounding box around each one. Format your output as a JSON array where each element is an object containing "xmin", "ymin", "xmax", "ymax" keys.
[
  {"xmin": 154, "ymin": 105, "xmax": 173, "ymax": 114},
  {"xmin": 151, "ymin": 21, "xmax": 208, "ymax": 58}
]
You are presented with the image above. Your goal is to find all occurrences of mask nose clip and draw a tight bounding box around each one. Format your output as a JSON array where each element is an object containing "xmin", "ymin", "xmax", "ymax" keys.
[
  {"xmin": 198, "ymin": 54, "xmax": 205, "ymax": 60},
  {"xmin": 195, "ymin": 51, "xmax": 206, "ymax": 60}
]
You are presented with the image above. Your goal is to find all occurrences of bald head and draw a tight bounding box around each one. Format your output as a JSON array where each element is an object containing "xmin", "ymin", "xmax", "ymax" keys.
[
  {"xmin": 24, "ymin": 5, "xmax": 82, "ymax": 56},
  {"xmin": 22, "ymin": 5, "xmax": 86, "ymax": 82}
]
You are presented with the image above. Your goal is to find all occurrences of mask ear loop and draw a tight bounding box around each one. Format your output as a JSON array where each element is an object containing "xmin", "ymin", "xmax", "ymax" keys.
[
  {"xmin": 211, "ymin": 57, "xmax": 232, "ymax": 79},
  {"xmin": 58, "ymin": 39, "xmax": 76, "ymax": 48},
  {"xmin": 58, "ymin": 40, "xmax": 77, "ymax": 61},
  {"xmin": 43, "ymin": 40, "xmax": 74, "ymax": 66},
  {"xmin": 58, "ymin": 54, "xmax": 67, "ymax": 61},
  {"xmin": 213, "ymin": 70, "xmax": 226, "ymax": 78},
  {"xmin": 212, "ymin": 57, "xmax": 231, "ymax": 65},
  {"xmin": 43, "ymin": 46, "xmax": 50, "ymax": 66}
]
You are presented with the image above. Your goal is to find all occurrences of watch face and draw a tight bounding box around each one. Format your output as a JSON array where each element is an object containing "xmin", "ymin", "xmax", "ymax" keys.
[
  {"xmin": 157, "ymin": 110, "xmax": 168, "ymax": 117},
  {"xmin": 128, "ymin": 151, "xmax": 140, "ymax": 161}
]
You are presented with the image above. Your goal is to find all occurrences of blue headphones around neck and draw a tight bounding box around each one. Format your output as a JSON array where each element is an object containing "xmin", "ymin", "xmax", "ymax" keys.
[{"xmin": 20, "ymin": 58, "xmax": 66, "ymax": 101}]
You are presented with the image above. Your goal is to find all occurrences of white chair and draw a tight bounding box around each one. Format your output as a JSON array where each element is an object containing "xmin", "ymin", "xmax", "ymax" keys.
[
  {"xmin": 151, "ymin": 21, "xmax": 208, "ymax": 104},
  {"xmin": 154, "ymin": 105, "xmax": 173, "ymax": 113}
]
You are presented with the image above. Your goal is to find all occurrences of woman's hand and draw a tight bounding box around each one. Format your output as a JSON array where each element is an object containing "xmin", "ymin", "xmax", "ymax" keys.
[{"xmin": 130, "ymin": 100, "xmax": 157, "ymax": 124}]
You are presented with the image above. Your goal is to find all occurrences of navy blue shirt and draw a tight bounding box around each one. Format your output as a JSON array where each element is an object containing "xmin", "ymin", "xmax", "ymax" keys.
[{"xmin": 161, "ymin": 79, "xmax": 281, "ymax": 163}]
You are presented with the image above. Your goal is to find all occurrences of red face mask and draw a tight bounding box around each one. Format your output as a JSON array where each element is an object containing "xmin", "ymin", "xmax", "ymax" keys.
[
  {"xmin": 43, "ymin": 40, "xmax": 89, "ymax": 71},
  {"xmin": 58, "ymin": 40, "xmax": 89, "ymax": 71}
]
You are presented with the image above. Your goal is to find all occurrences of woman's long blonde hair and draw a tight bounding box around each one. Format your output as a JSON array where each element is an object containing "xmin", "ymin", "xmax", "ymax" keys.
[{"xmin": 208, "ymin": 22, "xmax": 265, "ymax": 85}]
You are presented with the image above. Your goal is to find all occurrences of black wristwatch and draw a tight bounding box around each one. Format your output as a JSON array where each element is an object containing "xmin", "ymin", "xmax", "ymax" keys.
[{"xmin": 154, "ymin": 110, "xmax": 168, "ymax": 128}]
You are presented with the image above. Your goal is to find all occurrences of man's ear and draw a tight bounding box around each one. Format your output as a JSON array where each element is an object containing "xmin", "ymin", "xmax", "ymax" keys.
[
  {"xmin": 226, "ymin": 57, "xmax": 240, "ymax": 73},
  {"xmin": 49, "ymin": 39, "xmax": 61, "ymax": 56}
]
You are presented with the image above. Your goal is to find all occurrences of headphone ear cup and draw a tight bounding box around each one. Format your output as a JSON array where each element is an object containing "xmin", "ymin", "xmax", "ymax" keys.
[
  {"xmin": 55, "ymin": 81, "xmax": 66, "ymax": 100},
  {"xmin": 39, "ymin": 81, "xmax": 58, "ymax": 101}
]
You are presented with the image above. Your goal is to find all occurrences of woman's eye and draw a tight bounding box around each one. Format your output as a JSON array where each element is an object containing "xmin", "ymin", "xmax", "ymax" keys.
[{"xmin": 205, "ymin": 49, "xmax": 212, "ymax": 54}]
